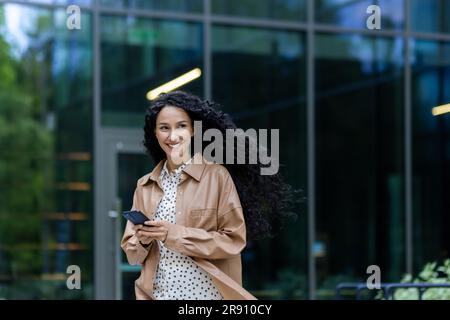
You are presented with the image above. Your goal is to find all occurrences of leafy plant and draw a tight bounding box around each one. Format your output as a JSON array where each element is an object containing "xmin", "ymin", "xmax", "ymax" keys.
[
  {"xmin": 0, "ymin": 24, "xmax": 53, "ymax": 279},
  {"xmin": 375, "ymin": 259, "xmax": 450, "ymax": 300}
]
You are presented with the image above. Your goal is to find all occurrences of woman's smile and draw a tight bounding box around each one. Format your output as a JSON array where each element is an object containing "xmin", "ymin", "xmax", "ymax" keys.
[{"xmin": 166, "ymin": 142, "xmax": 181, "ymax": 149}]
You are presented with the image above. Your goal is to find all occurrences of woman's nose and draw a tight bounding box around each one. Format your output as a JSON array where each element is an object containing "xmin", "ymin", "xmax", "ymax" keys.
[{"xmin": 168, "ymin": 130, "xmax": 181, "ymax": 142}]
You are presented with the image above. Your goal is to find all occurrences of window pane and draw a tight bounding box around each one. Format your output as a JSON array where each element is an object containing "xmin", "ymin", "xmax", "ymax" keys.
[
  {"xmin": 212, "ymin": 0, "xmax": 306, "ymax": 21},
  {"xmin": 316, "ymin": 0, "xmax": 404, "ymax": 30},
  {"xmin": 315, "ymin": 33, "xmax": 404, "ymax": 299},
  {"xmin": 411, "ymin": 0, "xmax": 450, "ymax": 34},
  {"xmin": 411, "ymin": 40, "xmax": 450, "ymax": 272},
  {"xmin": 0, "ymin": 4, "xmax": 93, "ymax": 299},
  {"xmin": 100, "ymin": 16, "xmax": 203, "ymax": 127},
  {"xmin": 212, "ymin": 24, "xmax": 307, "ymax": 299},
  {"xmin": 100, "ymin": 0, "xmax": 203, "ymax": 13},
  {"xmin": 21, "ymin": 0, "xmax": 91, "ymax": 5}
]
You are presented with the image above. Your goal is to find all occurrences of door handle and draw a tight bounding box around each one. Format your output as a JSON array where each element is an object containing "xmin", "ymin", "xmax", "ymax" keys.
[{"xmin": 108, "ymin": 210, "xmax": 118, "ymax": 218}]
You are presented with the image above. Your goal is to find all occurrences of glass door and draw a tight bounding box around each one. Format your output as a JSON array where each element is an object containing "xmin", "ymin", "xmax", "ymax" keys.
[
  {"xmin": 95, "ymin": 129, "xmax": 154, "ymax": 300},
  {"xmin": 116, "ymin": 152, "xmax": 153, "ymax": 299}
]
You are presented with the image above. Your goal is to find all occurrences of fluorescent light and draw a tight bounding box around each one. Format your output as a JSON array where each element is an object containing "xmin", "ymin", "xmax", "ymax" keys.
[
  {"xmin": 432, "ymin": 104, "xmax": 450, "ymax": 116},
  {"xmin": 147, "ymin": 68, "xmax": 202, "ymax": 100}
]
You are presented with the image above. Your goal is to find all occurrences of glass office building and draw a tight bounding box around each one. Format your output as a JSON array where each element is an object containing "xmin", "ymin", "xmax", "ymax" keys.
[{"xmin": 0, "ymin": 0, "xmax": 449, "ymax": 299}]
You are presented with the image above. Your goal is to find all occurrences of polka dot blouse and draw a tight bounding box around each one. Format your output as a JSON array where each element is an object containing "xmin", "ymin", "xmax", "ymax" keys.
[{"xmin": 152, "ymin": 159, "xmax": 223, "ymax": 300}]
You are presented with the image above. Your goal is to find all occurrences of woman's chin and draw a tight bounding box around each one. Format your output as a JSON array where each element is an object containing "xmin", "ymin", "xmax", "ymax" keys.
[{"xmin": 167, "ymin": 148, "xmax": 191, "ymax": 162}]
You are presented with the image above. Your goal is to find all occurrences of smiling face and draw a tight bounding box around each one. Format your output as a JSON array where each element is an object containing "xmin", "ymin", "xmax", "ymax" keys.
[{"xmin": 154, "ymin": 106, "xmax": 194, "ymax": 167}]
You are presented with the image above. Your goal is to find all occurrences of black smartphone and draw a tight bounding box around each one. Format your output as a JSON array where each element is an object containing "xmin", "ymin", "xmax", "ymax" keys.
[{"xmin": 122, "ymin": 210, "xmax": 150, "ymax": 225}]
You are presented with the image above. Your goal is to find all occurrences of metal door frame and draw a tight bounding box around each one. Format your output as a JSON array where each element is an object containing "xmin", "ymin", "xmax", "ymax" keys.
[{"xmin": 94, "ymin": 128, "xmax": 145, "ymax": 299}]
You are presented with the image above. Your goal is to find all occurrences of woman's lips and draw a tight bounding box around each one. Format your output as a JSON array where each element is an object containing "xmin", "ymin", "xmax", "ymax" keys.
[{"xmin": 167, "ymin": 142, "xmax": 181, "ymax": 149}]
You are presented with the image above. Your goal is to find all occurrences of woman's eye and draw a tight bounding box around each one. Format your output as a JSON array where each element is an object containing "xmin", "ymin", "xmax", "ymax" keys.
[
  {"xmin": 178, "ymin": 123, "xmax": 187, "ymax": 128},
  {"xmin": 159, "ymin": 126, "xmax": 168, "ymax": 131}
]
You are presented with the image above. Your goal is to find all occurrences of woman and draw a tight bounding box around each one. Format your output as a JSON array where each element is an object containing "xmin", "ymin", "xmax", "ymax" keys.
[{"xmin": 121, "ymin": 91, "xmax": 299, "ymax": 300}]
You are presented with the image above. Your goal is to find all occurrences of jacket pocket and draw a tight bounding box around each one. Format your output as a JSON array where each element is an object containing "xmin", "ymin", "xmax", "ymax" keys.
[
  {"xmin": 187, "ymin": 208, "xmax": 218, "ymax": 230},
  {"xmin": 190, "ymin": 208, "xmax": 217, "ymax": 219}
]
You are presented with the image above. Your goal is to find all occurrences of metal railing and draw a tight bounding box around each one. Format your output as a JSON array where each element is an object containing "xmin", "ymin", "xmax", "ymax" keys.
[{"xmin": 335, "ymin": 282, "xmax": 450, "ymax": 300}]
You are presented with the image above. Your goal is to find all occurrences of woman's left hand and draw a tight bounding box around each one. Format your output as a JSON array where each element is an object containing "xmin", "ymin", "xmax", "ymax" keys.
[{"xmin": 143, "ymin": 220, "xmax": 171, "ymax": 242}]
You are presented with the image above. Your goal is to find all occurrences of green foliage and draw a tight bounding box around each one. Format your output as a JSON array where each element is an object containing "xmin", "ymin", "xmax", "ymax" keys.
[
  {"xmin": 375, "ymin": 259, "xmax": 450, "ymax": 300},
  {"xmin": 0, "ymin": 31, "xmax": 53, "ymax": 277}
]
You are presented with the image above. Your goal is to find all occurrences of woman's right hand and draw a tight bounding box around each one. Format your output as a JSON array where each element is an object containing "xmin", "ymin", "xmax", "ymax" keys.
[{"xmin": 133, "ymin": 224, "xmax": 154, "ymax": 246}]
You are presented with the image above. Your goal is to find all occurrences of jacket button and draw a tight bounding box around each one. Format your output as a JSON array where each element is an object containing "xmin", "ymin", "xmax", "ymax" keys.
[{"xmin": 177, "ymin": 211, "xmax": 182, "ymax": 215}]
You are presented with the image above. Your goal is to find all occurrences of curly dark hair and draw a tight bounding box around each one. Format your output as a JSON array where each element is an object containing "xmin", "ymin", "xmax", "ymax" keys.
[{"xmin": 144, "ymin": 90, "xmax": 303, "ymax": 240}]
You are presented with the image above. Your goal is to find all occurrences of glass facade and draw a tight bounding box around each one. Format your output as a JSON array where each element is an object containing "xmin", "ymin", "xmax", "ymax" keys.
[
  {"xmin": 0, "ymin": 0, "xmax": 449, "ymax": 300},
  {"xmin": 100, "ymin": 0, "xmax": 203, "ymax": 13},
  {"xmin": 212, "ymin": 0, "xmax": 306, "ymax": 21},
  {"xmin": 315, "ymin": 33, "xmax": 405, "ymax": 298},
  {"xmin": 411, "ymin": 0, "xmax": 450, "ymax": 33},
  {"xmin": 0, "ymin": 3, "xmax": 93, "ymax": 298},
  {"xmin": 316, "ymin": 0, "xmax": 404, "ymax": 30},
  {"xmin": 411, "ymin": 40, "xmax": 450, "ymax": 271},
  {"xmin": 211, "ymin": 24, "xmax": 307, "ymax": 298},
  {"xmin": 100, "ymin": 15, "xmax": 203, "ymax": 127},
  {"xmin": 117, "ymin": 152, "xmax": 151, "ymax": 300}
]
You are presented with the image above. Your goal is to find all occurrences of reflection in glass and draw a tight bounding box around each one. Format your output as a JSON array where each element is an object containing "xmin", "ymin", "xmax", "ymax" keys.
[
  {"xmin": 212, "ymin": 0, "xmax": 306, "ymax": 21},
  {"xmin": 100, "ymin": 16, "xmax": 203, "ymax": 127},
  {"xmin": 212, "ymin": 24, "xmax": 307, "ymax": 299},
  {"xmin": 22, "ymin": 0, "xmax": 91, "ymax": 5},
  {"xmin": 315, "ymin": 33, "xmax": 404, "ymax": 299},
  {"xmin": 118, "ymin": 153, "xmax": 153, "ymax": 300},
  {"xmin": 0, "ymin": 4, "xmax": 93, "ymax": 299},
  {"xmin": 316, "ymin": 0, "xmax": 404, "ymax": 30},
  {"xmin": 100, "ymin": 0, "xmax": 203, "ymax": 13},
  {"xmin": 411, "ymin": 0, "xmax": 450, "ymax": 34},
  {"xmin": 411, "ymin": 40, "xmax": 450, "ymax": 272}
]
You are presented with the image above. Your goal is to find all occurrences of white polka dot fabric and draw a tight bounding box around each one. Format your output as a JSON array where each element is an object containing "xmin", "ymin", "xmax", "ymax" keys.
[{"xmin": 152, "ymin": 159, "xmax": 223, "ymax": 300}]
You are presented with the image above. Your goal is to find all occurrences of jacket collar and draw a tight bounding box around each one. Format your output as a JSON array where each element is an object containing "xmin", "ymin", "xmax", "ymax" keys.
[{"xmin": 139, "ymin": 152, "xmax": 207, "ymax": 186}]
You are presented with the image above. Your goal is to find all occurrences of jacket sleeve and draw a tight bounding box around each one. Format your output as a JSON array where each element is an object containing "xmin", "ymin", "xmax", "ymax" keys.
[
  {"xmin": 120, "ymin": 188, "xmax": 154, "ymax": 265},
  {"xmin": 163, "ymin": 169, "xmax": 247, "ymax": 260}
]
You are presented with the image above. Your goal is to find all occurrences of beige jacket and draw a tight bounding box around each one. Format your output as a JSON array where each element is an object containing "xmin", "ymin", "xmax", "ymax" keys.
[{"xmin": 121, "ymin": 153, "xmax": 256, "ymax": 300}]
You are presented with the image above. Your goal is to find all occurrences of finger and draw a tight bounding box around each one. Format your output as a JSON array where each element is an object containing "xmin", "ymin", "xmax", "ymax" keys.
[
  {"xmin": 146, "ymin": 232, "xmax": 166, "ymax": 238},
  {"xmin": 139, "ymin": 230, "xmax": 167, "ymax": 238},
  {"xmin": 140, "ymin": 225, "xmax": 159, "ymax": 231},
  {"xmin": 139, "ymin": 232, "xmax": 163, "ymax": 241},
  {"xmin": 146, "ymin": 227, "xmax": 165, "ymax": 232},
  {"xmin": 138, "ymin": 230, "xmax": 153, "ymax": 236},
  {"xmin": 145, "ymin": 220, "xmax": 162, "ymax": 227},
  {"xmin": 141, "ymin": 227, "xmax": 165, "ymax": 235}
]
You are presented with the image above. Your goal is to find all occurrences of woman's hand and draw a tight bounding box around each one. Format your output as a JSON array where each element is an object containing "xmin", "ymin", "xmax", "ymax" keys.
[
  {"xmin": 132, "ymin": 224, "xmax": 153, "ymax": 246},
  {"xmin": 133, "ymin": 220, "xmax": 171, "ymax": 244}
]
